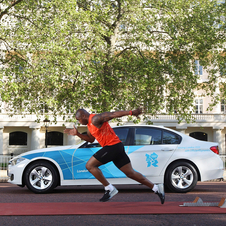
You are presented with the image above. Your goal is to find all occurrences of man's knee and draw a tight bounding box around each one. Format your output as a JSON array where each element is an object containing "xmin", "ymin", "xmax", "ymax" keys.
[
  {"xmin": 86, "ymin": 161, "xmax": 99, "ymax": 172},
  {"xmin": 86, "ymin": 162, "xmax": 92, "ymax": 172}
]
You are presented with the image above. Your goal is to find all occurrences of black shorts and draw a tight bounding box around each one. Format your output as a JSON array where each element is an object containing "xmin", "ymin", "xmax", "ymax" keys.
[{"xmin": 93, "ymin": 142, "xmax": 130, "ymax": 169}]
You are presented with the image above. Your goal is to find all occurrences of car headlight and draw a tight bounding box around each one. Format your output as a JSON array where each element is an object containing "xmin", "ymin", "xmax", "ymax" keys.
[{"xmin": 9, "ymin": 157, "xmax": 26, "ymax": 166}]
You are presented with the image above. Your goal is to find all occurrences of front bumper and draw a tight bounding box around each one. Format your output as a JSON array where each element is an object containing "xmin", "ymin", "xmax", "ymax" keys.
[{"xmin": 7, "ymin": 159, "xmax": 30, "ymax": 185}]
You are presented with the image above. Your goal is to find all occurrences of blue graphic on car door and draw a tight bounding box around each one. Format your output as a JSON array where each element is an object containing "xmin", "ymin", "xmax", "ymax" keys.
[
  {"xmin": 145, "ymin": 153, "xmax": 158, "ymax": 167},
  {"xmin": 23, "ymin": 146, "xmax": 141, "ymax": 180},
  {"xmin": 72, "ymin": 146, "xmax": 138, "ymax": 179}
]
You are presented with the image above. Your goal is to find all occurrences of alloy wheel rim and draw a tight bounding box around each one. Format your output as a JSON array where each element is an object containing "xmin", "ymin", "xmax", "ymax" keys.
[
  {"xmin": 171, "ymin": 166, "xmax": 193, "ymax": 189},
  {"xmin": 29, "ymin": 166, "xmax": 53, "ymax": 190}
]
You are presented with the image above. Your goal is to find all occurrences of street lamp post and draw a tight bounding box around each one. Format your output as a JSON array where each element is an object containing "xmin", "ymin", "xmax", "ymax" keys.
[{"xmin": 43, "ymin": 118, "xmax": 50, "ymax": 148}]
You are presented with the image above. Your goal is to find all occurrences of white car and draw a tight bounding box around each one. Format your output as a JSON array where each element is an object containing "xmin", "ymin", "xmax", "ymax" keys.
[{"xmin": 7, "ymin": 125, "xmax": 224, "ymax": 193}]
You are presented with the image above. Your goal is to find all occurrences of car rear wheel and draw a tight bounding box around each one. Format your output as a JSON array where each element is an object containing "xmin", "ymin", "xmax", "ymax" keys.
[
  {"xmin": 165, "ymin": 161, "xmax": 198, "ymax": 193},
  {"xmin": 24, "ymin": 161, "xmax": 58, "ymax": 194}
]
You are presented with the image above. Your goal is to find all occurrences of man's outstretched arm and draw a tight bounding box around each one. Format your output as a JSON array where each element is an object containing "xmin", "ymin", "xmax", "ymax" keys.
[
  {"xmin": 64, "ymin": 125, "xmax": 95, "ymax": 143},
  {"xmin": 92, "ymin": 108, "xmax": 142, "ymax": 128}
]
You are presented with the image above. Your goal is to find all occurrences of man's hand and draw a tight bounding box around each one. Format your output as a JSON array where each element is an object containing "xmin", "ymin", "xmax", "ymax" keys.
[
  {"xmin": 64, "ymin": 125, "xmax": 95, "ymax": 143},
  {"xmin": 63, "ymin": 125, "xmax": 78, "ymax": 136},
  {"xmin": 132, "ymin": 108, "xmax": 142, "ymax": 118}
]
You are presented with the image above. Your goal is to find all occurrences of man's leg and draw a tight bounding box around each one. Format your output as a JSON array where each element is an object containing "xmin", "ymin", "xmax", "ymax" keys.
[
  {"xmin": 119, "ymin": 162, "xmax": 165, "ymax": 204},
  {"xmin": 119, "ymin": 162, "xmax": 154, "ymax": 189},
  {"xmin": 86, "ymin": 156, "xmax": 109, "ymax": 186},
  {"xmin": 86, "ymin": 156, "xmax": 118, "ymax": 202}
]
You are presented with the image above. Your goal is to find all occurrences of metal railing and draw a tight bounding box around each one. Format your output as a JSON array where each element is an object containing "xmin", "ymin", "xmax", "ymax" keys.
[
  {"xmin": 148, "ymin": 114, "xmax": 226, "ymax": 122},
  {"xmin": 0, "ymin": 154, "xmax": 13, "ymax": 182}
]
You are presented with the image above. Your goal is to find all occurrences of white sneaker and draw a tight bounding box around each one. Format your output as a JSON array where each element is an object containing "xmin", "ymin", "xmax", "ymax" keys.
[
  {"xmin": 155, "ymin": 184, "xmax": 165, "ymax": 204},
  {"xmin": 99, "ymin": 187, "xmax": 118, "ymax": 202}
]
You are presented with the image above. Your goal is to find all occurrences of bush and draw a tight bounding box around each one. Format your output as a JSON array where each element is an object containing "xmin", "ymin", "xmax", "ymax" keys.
[{"xmin": 0, "ymin": 163, "xmax": 8, "ymax": 168}]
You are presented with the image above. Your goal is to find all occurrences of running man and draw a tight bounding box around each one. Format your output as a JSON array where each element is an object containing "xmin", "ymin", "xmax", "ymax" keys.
[{"xmin": 64, "ymin": 108, "xmax": 165, "ymax": 204}]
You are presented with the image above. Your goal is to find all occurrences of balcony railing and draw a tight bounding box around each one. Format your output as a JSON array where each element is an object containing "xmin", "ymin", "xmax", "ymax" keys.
[
  {"xmin": 145, "ymin": 114, "xmax": 226, "ymax": 122},
  {"xmin": 0, "ymin": 113, "xmax": 226, "ymax": 123}
]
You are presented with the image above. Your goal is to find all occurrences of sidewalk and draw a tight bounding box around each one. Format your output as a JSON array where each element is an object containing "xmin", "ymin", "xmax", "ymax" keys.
[{"xmin": 0, "ymin": 170, "xmax": 8, "ymax": 182}]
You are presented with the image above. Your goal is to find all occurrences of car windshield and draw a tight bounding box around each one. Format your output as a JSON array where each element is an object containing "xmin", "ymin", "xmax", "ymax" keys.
[{"xmin": 74, "ymin": 137, "xmax": 85, "ymax": 145}]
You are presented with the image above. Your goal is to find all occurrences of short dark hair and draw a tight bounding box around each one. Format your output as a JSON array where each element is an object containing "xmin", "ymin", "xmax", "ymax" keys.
[{"xmin": 75, "ymin": 109, "xmax": 88, "ymax": 118}]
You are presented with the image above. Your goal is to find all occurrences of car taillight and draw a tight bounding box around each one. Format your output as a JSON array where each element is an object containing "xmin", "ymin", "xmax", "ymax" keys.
[{"xmin": 210, "ymin": 146, "xmax": 219, "ymax": 154}]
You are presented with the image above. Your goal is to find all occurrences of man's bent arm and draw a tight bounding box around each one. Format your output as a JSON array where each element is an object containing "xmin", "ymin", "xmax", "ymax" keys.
[
  {"xmin": 92, "ymin": 108, "xmax": 142, "ymax": 128},
  {"xmin": 64, "ymin": 126, "xmax": 95, "ymax": 143},
  {"xmin": 76, "ymin": 131, "xmax": 95, "ymax": 143}
]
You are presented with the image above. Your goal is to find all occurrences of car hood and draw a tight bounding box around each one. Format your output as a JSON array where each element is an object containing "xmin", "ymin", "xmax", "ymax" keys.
[{"xmin": 19, "ymin": 142, "xmax": 86, "ymax": 158}]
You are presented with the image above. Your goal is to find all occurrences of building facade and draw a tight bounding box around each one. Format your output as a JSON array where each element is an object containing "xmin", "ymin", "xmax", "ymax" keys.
[{"xmin": 0, "ymin": 105, "xmax": 226, "ymax": 156}]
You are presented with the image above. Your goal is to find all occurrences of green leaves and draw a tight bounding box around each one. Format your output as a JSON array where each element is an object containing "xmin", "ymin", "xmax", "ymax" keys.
[{"xmin": 0, "ymin": 0, "xmax": 225, "ymax": 122}]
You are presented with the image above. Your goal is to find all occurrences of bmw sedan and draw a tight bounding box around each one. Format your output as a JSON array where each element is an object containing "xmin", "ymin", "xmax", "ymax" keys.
[{"xmin": 7, "ymin": 125, "xmax": 224, "ymax": 193}]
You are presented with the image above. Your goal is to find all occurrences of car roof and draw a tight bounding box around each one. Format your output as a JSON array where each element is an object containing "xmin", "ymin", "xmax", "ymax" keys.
[
  {"xmin": 112, "ymin": 124, "xmax": 165, "ymax": 128},
  {"xmin": 112, "ymin": 124, "xmax": 185, "ymax": 136}
]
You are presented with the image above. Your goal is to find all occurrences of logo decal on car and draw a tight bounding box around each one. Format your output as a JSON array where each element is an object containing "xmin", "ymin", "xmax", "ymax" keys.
[{"xmin": 145, "ymin": 153, "xmax": 158, "ymax": 167}]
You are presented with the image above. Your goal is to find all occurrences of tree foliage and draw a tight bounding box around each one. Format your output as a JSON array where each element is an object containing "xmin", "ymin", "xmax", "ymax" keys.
[{"xmin": 0, "ymin": 0, "xmax": 225, "ymax": 122}]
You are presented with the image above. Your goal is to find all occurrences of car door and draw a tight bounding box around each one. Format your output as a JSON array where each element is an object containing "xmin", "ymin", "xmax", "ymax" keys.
[
  {"xmin": 127, "ymin": 127, "xmax": 181, "ymax": 177},
  {"xmin": 72, "ymin": 127, "xmax": 130, "ymax": 179}
]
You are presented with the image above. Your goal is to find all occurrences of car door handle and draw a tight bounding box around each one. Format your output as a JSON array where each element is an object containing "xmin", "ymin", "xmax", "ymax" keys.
[{"xmin": 161, "ymin": 149, "xmax": 174, "ymax": 151}]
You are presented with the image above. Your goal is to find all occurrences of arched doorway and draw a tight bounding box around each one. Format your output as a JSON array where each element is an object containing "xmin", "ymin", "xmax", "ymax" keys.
[
  {"xmin": 9, "ymin": 131, "xmax": 27, "ymax": 145},
  {"xmin": 189, "ymin": 132, "xmax": 208, "ymax": 141},
  {"xmin": 47, "ymin": 131, "xmax": 63, "ymax": 146}
]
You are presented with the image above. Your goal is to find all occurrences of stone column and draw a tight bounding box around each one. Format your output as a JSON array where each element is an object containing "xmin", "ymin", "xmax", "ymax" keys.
[
  {"xmin": 213, "ymin": 129, "xmax": 223, "ymax": 155},
  {"xmin": 176, "ymin": 126, "xmax": 187, "ymax": 135},
  {"xmin": 66, "ymin": 132, "xmax": 78, "ymax": 145},
  {"xmin": 212, "ymin": 78, "xmax": 221, "ymax": 113},
  {"xmin": 0, "ymin": 128, "xmax": 3, "ymax": 155},
  {"xmin": 30, "ymin": 128, "xmax": 40, "ymax": 150}
]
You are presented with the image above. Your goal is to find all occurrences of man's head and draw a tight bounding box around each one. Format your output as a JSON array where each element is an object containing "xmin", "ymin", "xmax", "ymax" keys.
[{"xmin": 75, "ymin": 109, "xmax": 90, "ymax": 125}]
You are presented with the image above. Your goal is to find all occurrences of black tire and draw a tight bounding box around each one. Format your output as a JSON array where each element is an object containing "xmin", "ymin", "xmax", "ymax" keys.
[
  {"xmin": 165, "ymin": 161, "xmax": 198, "ymax": 193},
  {"xmin": 24, "ymin": 161, "xmax": 58, "ymax": 194}
]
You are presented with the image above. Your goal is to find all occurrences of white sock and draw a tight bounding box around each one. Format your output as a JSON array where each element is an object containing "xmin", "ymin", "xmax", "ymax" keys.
[
  {"xmin": 105, "ymin": 184, "xmax": 114, "ymax": 192},
  {"xmin": 152, "ymin": 184, "xmax": 158, "ymax": 193}
]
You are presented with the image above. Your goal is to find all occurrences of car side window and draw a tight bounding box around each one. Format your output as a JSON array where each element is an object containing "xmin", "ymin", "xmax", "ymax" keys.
[
  {"xmin": 79, "ymin": 128, "xmax": 129, "ymax": 148},
  {"xmin": 163, "ymin": 131, "xmax": 181, "ymax": 144},
  {"xmin": 134, "ymin": 128, "xmax": 162, "ymax": 145},
  {"xmin": 84, "ymin": 143, "xmax": 101, "ymax": 148},
  {"xmin": 79, "ymin": 142, "xmax": 101, "ymax": 148},
  {"xmin": 113, "ymin": 128, "xmax": 129, "ymax": 145}
]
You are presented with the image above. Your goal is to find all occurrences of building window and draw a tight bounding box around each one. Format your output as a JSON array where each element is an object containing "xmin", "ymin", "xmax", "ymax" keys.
[
  {"xmin": 9, "ymin": 131, "xmax": 27, "ymax": 145},
  {"xmin": 47, "ymin": 131, "xmax": 63, "ymax": 146},
  {"xmin": 195, "ymin": 60, "xmax": 203, "ymax": 75},
  {"xmin": 190, "ymin": 132, "xmax": 208, "ymax": 141},
  {"xmin": 195, "ymin": 99, "xmax": 203, "ymax": 114},
  {"xmin": 221, "ymin": 100, "xmax": 226, "ymax": 113}
]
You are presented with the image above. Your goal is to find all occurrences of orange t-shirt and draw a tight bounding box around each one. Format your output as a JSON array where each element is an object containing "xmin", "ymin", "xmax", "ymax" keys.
[{"xmin": 87, "ymin": 114, "xmax": 121, "ymax": 147}]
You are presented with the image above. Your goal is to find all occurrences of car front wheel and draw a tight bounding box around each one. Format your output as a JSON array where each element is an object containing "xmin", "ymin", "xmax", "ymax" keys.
[
  {"xmin": 24, "ymin": 161, "xmax": 58, "ymax": 194},
  {"xmin": 165, "ymin": 161, "xmax": 198, "ymax": 193}
]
